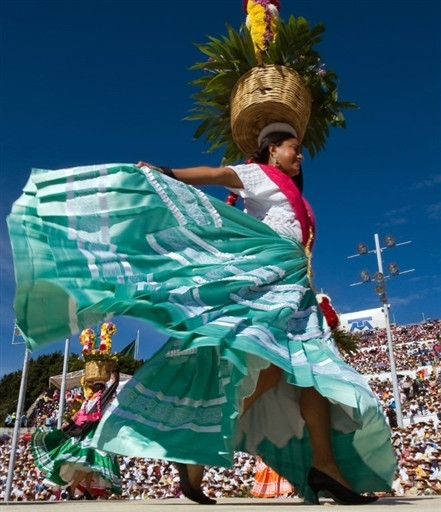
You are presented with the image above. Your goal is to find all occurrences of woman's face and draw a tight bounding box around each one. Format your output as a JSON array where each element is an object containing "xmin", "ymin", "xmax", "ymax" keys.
[
  {"xmin": 93, "ymin": 383, "xmax": 105, "ymax": 393},
  {"xmin": 270, "ymin": 138, "xmax": 303, "ymax": 177}
]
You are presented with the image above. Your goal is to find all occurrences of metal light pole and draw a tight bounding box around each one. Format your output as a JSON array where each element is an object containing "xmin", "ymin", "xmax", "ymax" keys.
[
  {"xmin": 349, "ymin": 233, "xmax": 415, "ymax": 428},
  {"xmin": 5, "ymin": 347, "xmax": 31, "ymax": 501},
  {"xmin": 373, "ymin": 234, "xmax": 403, "ymax": 427},
  {"xmin": 57, "ymin": 337, "xmax": 71, "ymax": 429}
]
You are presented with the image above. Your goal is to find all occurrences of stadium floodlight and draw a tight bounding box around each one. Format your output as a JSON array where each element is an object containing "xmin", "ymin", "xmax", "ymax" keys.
[
  {"xmin": 375, "ymin": 284, "xmax": 385, "ymax": 296},
  {"xmin": 374, "ymin": 272, "xmax": 384, "ymax": 282},
  {"xmin": 360, "ymin": 270, "xmax": 371, "ymax": 282},
  {"xmin": 385, "ymin": 235, "xmax": 396, "ymax": 248},
  {"xmin": 357, "ymin": 242, "xmax": 368, "ymax": 255},
  {"xmin": 348, "ymin": 233, "xmax": 408, "ymax": 428},
  {"xmin": 388, "ymin": 262, "xmax": 399, "ymax": 275}
]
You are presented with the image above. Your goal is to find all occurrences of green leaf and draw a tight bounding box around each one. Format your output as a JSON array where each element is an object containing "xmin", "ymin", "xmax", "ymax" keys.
[{"xmin": 186, "ymin": 15, "xmax": 357, "ymax": 161}]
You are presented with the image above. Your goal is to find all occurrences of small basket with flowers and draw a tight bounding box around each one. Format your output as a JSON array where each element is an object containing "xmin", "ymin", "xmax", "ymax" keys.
[{"xmin": 80, "ymin": 322, "xmax": 118, "ymax": 383}]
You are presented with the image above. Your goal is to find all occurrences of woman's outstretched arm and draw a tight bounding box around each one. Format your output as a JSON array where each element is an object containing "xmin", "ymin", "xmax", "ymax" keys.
[{"xmin": 136, "ymin": 161, "xmax": 244, "ymax": 189}]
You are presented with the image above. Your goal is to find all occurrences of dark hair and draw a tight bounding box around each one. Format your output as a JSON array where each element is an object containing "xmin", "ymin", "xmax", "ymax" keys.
[
  {"xmin": 252, "ymin": 131, "xmax": 296, "ymax": 164},
  {"xmin": 252, "ymin": 131, "xmax": 303, "ymax": 193}
]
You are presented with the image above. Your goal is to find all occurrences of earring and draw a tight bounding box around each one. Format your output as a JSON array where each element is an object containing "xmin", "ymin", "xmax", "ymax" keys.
[{"xmin": 271, "ymin": 154, "xmax": 281, "ymax": 168}]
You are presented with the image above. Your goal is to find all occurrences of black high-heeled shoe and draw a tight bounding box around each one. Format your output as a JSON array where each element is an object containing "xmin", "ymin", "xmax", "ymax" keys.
[
  {"xmin": 307, "ymin": 467, "xmax": 379, "ymax": 505},
  {"xmin": 83, "ymin": 489, "xmax": 94, "ymax": 500},
  {"xmin": 175, "ymin": 462, "xmax": 217, "ymax": 505},
  {"xmin": 61, "ymin": 486, "xmax": 73, "ymax": 500}
]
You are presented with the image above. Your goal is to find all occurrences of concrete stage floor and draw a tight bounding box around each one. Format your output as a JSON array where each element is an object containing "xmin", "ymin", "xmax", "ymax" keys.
[{"xmin": 1, "ymin": 496, "xmax": 441, "ymax": 511}]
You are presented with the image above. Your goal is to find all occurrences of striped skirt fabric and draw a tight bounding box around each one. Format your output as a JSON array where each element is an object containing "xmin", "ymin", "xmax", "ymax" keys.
[
  {"xmin": 251, "ymin": 457, "xmax": 295, "ymax": 497},
  {"xmin": 8, "ymin": 163, "xmax": 397, "ymax": 501},
  {"xmin": 31, "ymin": 426, "xmax": 122, "ymax": 494}
]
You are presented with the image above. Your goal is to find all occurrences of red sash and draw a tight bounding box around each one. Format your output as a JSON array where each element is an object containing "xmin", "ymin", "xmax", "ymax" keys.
[
  {"xmin": 74, "ymin": 411, "xmax": 101, "ymax": 426},
  {"xmin": 257, "ymin": 164, "xmax": 315, "ymax": 247}
]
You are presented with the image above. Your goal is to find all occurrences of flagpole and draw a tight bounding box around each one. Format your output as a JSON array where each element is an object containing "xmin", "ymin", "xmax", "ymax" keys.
[
  {"xmin": 5, "ymin": 347, "xmax": 31, "ymax": 501},
  {"xmin": 57, "ymin": 338, "xmax": 70, "ymax": 429},
  {"xmin": 135, "ymin": 329, "xmax": 139, "ymax": 360}
]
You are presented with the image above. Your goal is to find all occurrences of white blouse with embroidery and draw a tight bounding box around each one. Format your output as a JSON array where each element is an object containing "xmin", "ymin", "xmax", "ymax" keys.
[{"xmin": 228, "ymin": 163, "xmax": 303, "ymax": 242}]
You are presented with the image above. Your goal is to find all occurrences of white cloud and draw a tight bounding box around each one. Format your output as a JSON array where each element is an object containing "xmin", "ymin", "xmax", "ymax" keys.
[
  {"xmin": 388, "ymin": 292, "xmax": 424, "ymax": 307},
  {"xmin": 414, "ymin": 173, "xmax": 441, "ymax": 190},
  {"xmin": 377, "ymin": 205, "xmax": 411, "ymax": 227},
  {"xmin": 427, "ymin": 202, "xmax": 441, "ymax": 220}
]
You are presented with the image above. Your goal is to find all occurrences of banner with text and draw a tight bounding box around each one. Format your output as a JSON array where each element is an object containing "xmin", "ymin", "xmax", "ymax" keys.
[{"xmin": 340, "ymin": 308, "xmax": 386, "ymax": 332}]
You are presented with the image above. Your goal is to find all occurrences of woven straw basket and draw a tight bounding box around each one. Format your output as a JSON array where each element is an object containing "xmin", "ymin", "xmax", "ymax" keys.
[
  {"xmin": 85, "ymin": 360, "xmax": 112, "ymax": 383},
  {"xmin": 230, "ymin": 65, "xmax": 312, "ymax": 156}
]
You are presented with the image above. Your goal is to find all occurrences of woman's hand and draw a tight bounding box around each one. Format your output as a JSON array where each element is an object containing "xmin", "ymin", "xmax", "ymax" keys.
[
  {"xmin": 61, "ymin": 418, "xmax": 75, "ymax": 432},
  {"xmin": 136, "ymin": 161, "xmax": 162, "ymax": 172}
]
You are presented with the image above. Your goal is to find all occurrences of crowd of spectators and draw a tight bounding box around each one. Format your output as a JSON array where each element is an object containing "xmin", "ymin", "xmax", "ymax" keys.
[
  {"xmin": 345, "ymin": 319, "xmax": 441, "ymax": 426},
  {"xmin": 1, "ymin": 320, "xmax": 440, "ymax": 501},
  {"xmin": 4, "ymin": 386, "xmax": 85, "ymax": 430},
  {"xmin": 344, "ymin": 320, "xmax": 441, "ymax": 374}
]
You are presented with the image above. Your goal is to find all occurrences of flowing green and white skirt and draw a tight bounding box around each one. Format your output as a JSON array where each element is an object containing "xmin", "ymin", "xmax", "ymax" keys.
[
  {"xmin": 31, "ymin": 426, "xmax": 122, "ymax": 493},
  {"xmin": 8, "ymin": 164, "xmax": 396, "ymax": 500}
]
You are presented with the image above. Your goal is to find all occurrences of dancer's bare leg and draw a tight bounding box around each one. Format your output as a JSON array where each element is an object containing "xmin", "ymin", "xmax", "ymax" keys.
[
  {"xmin": 84, "ymin": 471, "xmax": 93, "ymax": 493},
  {"xmin": 299, "ymin": 386, "xmax": 352, "ymax": 489},
  {"xmin": 186, "ymin": 364, "xmax": 283, "ymax": 490},
  {"xmin": 242, "ymin": 364, "xmax": 282, "ymax": 415},
  {"xmin": 184, "ymin": 368, "xmax": 351, "ymax": 492},
  {"xmin": 69, "ymin": 470, "xmax": 87, "ymax": 496},
  {"xmin": 241, "ymin": 367, "xmax": 352, "ymax": 489}
]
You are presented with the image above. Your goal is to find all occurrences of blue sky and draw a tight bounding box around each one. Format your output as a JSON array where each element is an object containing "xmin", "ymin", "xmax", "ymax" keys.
[{"xmin": 1, "ymin": 0, "xmax": 440, "ymax": 376}]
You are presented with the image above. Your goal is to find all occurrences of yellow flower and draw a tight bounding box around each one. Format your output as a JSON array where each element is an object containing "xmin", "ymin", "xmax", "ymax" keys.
[
  {"xmin": 245, "ymin": 1, "xmax": 279, "ymax": 55},
  {"xmin": 246, "ymin": 3, "xmax": 267, "ymax": 52}
]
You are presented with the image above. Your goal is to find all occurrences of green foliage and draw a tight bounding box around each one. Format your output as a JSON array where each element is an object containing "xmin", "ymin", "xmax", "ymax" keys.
[
  {"xmin": 68, "ymin": 353, "xmax": 86, "ymax": 372},
  {"xmin": 0, "ymin": 351, "xmax": 143, "ymax": 421},
  {"xmin": 186, "ymin": 15, "xmax": 357, "ymax": 164},
  {"xmin": 0, "ymin": 352, "xmax": 64, "ymax": 421},
  {"xmin": 114, "ymin": 354, "xmax": 144, "ymax": 376},
  {"xmin": 332, "ymin": 328, "xmax": 363, "ymax": 356},
  {"xmin": 0, "ymin": 370, "xmax": 23, "ymax": 421}
]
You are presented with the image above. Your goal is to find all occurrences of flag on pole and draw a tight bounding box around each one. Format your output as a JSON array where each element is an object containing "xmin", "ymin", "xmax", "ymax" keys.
[
  {"xmin": 12, "ymin": 323, "xmax": 25, "ymax": 345},
  {"xmin": 135, "ymin": 329, "xmax": 139, "ymax": 360},
  {"xmin": 119, "ymin": 330, "xmax": 140, "ymax": 359},
  {"xmin": 119, "ymin": 339, "xmax": 137, "ymax": 358}
]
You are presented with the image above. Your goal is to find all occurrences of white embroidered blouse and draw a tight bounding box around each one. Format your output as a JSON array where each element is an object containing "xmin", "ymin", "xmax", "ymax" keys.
[{"xmin": 228, "ymin": 163, "xmax": 303, "ymax": 242}]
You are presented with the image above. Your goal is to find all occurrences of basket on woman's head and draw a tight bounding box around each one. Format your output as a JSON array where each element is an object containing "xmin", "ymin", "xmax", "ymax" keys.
[
  {"xmin": 80, "ymin": 321, "xmax": 118, "ymax": 384},
  {"xmin": 230, "ymin": 64, "xmax": 312, "ymax": 156},
  {"xmin": 84, "ymin": 360, "xmax": 113, "ymax": 384}
]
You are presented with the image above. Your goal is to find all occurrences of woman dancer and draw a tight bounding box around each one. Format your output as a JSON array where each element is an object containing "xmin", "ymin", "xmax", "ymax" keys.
[
  {"xmin": 94, "ymin": 125, "xmax": 396, "ymax": 504},
  {"xmin": 9, "ymin": 124, "xmax": 396, "ymax": 505},
  {"xmin": 31, "ymin": 374, "xmax": 121, "ymax": 499}
]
